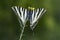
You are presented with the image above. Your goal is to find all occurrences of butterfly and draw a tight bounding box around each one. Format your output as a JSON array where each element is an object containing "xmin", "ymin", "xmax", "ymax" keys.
[{"xmin": 11, "ymin": 6, "xmax": 46, "ymax": 30}]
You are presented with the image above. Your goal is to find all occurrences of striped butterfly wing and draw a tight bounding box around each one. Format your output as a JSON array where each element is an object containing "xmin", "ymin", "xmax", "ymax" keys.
[
  {"xmin": 11, "ymin": 6, "xmax": 28, "ymax": 27},
  {"xmin": 30, "ymin": 8, "xmax": 46, "ymax": 30}
]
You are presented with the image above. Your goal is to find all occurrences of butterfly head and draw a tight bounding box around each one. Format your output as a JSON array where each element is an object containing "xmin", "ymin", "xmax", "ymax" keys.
[{"xmin": 28, "ymin": 7, "xmax": 35, "ymax": 10}]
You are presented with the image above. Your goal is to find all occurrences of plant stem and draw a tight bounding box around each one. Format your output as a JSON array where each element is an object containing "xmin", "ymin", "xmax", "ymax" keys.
[{"xmin": 19, "ymin": 25, "xmax": 25, "ymax": 40}]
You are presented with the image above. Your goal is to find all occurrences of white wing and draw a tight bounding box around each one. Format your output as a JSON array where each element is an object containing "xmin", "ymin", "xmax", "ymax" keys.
[
  {"xmin": 30, "ymin": 8, "xmax": 46, "ymax": 30},
  {"xmin": 11, "ymin": 6, "xmax": 28, "ymax": 27}
]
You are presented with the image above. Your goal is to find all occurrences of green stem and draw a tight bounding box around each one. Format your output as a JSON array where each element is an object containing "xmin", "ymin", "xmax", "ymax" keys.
[{"xmin": 19, "ymin": 25, "xmax": 25, "ymax": 40}]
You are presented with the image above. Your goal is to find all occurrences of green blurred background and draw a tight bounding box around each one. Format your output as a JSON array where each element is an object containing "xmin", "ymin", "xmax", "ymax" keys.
[{"xmin": 0, "ymin": 0, "xmax": 60, "ymax": 40}]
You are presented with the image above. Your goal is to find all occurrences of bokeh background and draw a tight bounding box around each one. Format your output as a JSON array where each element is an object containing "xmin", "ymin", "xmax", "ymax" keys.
[{"xmin": 0, "ymin": 0, "xmax": 60, "ymax": 40}]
